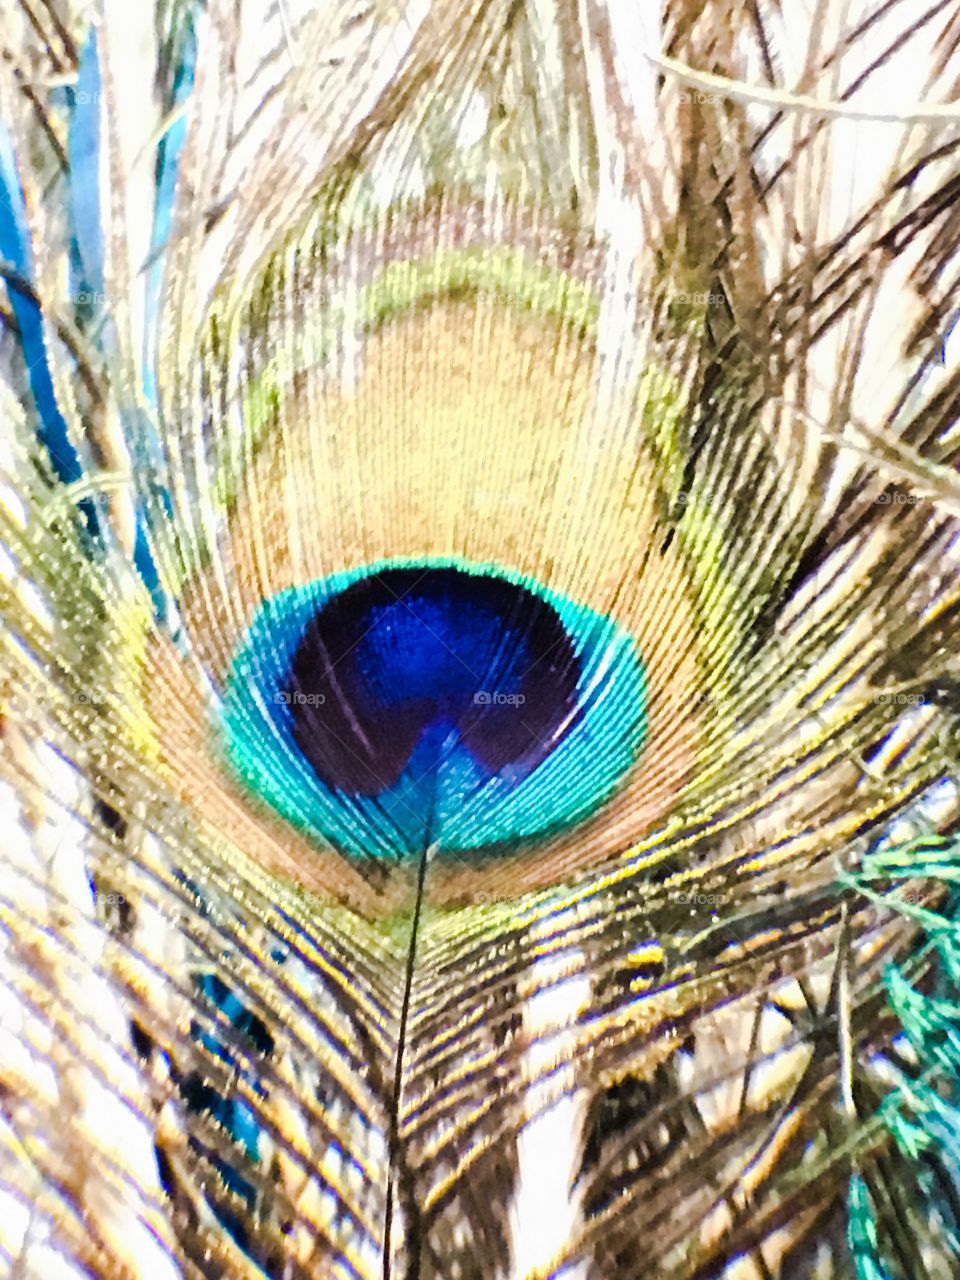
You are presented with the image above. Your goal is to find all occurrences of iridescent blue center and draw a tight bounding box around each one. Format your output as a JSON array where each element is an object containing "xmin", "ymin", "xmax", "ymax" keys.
[{"xmin": 222, "ymin": 559, "xmax": 646, "ymax": 861}]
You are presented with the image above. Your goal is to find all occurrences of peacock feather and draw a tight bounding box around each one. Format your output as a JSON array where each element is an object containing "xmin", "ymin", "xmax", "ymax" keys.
[{"xmin": 2, "ymin": 1, "xmax": 960, "ymax": 1276}]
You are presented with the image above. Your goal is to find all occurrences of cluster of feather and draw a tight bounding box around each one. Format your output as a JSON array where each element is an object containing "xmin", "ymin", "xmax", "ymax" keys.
[{"xmin": 1, "ymin": 2, "xmax": 960, "ymax": 1278}]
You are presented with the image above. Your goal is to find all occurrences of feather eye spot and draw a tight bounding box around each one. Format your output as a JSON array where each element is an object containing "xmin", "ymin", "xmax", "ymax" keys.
[{"xmin": 221, "ymin": 559, "xmax": 647, "ymax": 861}]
